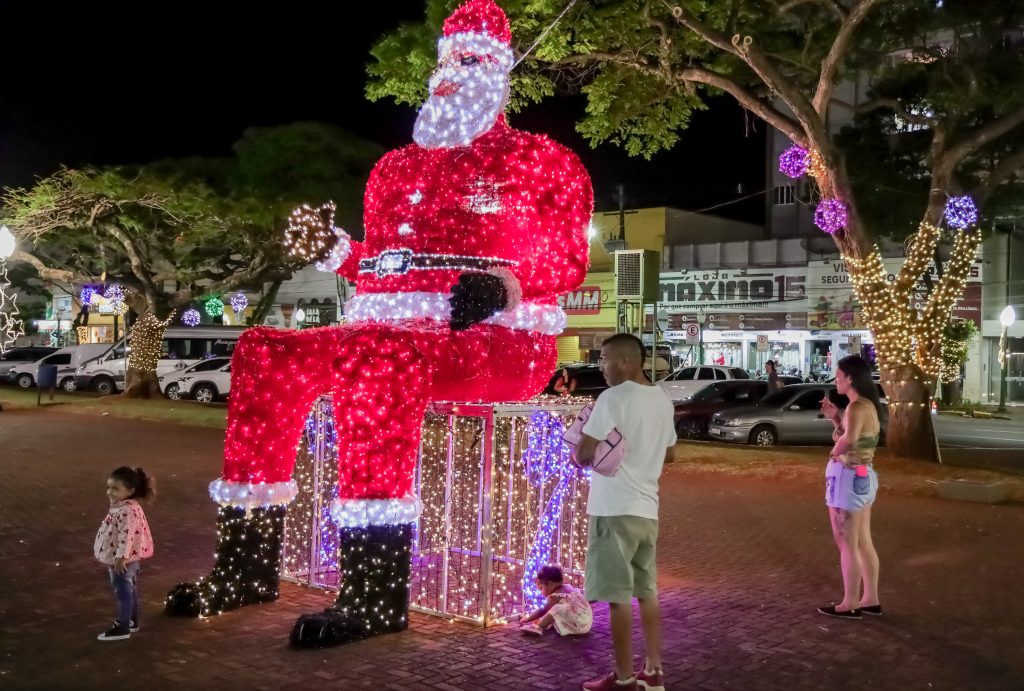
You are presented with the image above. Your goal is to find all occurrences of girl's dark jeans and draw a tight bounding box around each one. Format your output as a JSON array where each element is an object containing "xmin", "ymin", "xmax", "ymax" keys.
[{"xmin": 108, "ymin": 561, "xmax": 141, "ymax": 631}]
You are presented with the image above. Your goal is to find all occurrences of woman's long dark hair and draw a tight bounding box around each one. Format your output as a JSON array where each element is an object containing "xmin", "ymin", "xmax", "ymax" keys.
[{"xmin": 836, "ymin": 355, "xmax": 881, "ymax": 417}]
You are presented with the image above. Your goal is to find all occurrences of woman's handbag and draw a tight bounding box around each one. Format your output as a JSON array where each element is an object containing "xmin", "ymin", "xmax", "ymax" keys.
[{"xmin": 562, "ymin": 403, "xmax": 626, "ymax": 477}]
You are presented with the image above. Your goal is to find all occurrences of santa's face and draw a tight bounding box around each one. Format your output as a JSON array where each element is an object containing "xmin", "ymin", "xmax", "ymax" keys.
[{"xmin": 414, "ymin": 44, "xmax": 510, "ymax": 149}]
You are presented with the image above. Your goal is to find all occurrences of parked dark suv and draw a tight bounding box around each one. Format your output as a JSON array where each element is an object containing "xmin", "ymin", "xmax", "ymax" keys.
[
  {"xmin": 543, "ymin": 364, "xmax": 608, "ymax": 399},
  {"xmin": 674, "ymin": 380, "xmax": 770, "ymax": 439}
]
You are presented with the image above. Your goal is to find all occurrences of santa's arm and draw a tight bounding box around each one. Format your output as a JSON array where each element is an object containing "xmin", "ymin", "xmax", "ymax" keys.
[{"xmin": 517, "ymin": 143, "xmax": 593, "ymax": 300}]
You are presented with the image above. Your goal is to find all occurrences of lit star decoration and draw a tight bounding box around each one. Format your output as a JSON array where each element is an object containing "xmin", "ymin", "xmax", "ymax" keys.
[
  {"xmin": 165, "ymin": 0, "xmax": 593, "ymax": 647},
  {"xmin": 944, "ymin": 195, "xmax": 978, "ymax": 230},
  {"xmin": 778, "ymin": 144, "xmax": 809, "ymax": 179},
  {"xmin": 204, "ymin": 296, "xmax": 225, "ymax": 317},
  {"xmin": 814, "ymin": 199, "xmax": 848, "ymax": 234},
  {"xmin": 0, "ymin": 263, "xmax": 25, "ymax": 354},
  {"xmin": 181, "ymin": 308, "xmax": 201, "ymax": 327},
  {"xmin": 231, "ymin": 293, "xmax": 248, "ymax": 314}
]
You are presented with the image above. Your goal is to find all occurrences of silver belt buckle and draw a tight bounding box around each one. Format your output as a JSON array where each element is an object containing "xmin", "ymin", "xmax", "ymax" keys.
[{"xmin": 375, "ymin": 249, "xmax": 414, "ymax": 277}]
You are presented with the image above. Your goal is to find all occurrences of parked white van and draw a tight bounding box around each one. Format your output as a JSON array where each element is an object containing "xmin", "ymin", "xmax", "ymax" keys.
[
  {"xmin": 75, "ymin": 326, "xmax": 247, "ymax": 394},
  {"xmin": 7, "ymin": 344, "xmax": 111, "ymax": 391}
]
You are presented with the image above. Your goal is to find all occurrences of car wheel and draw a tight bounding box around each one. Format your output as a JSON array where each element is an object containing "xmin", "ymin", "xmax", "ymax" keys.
[
  {"xmin": 193, "ymin": 384, "xmax": 216, "ymax": 403},
  {"xmin": 92, "ymin": 377, "xmax": 115, "ymax": 395},
  {"xmin": 16, "ymin": 373, "xmax": 34, "ymax": 389},
  {"xmin": 165, "ymin": 383, "xmax": 183, "ymax": 400},
  {"xmin": 60, "ymin": 377, "xmax": 77, "ymax": 392},
  {"xmin": 676, "ymin": 418, "xmax": 701, "ymax": 440},
  {"xmin": 749, "ymin": 424, "xmax": 777, "ymax": 447}
]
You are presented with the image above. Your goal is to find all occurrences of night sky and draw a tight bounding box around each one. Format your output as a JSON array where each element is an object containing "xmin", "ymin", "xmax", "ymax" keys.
[{"xmin": 0, "ymin": 1, "xmax": 766, "ymax": 223}]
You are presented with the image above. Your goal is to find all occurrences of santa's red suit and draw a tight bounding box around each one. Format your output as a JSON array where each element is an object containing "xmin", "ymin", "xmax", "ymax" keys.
[{"xmin": 168, "ymin": 0, "xmax": 592, "ymax": 648}]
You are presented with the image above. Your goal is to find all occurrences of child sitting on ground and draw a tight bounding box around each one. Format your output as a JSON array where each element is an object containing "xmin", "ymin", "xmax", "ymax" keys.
[{"xmin": 519, "ymin": 564, "xmax": 592, "ymax": 636}]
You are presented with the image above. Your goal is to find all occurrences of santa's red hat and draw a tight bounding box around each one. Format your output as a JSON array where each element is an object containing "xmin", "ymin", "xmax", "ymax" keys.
[{"xmin": 438, "ymin": 0, "xmax": 515, "ymax": 70}]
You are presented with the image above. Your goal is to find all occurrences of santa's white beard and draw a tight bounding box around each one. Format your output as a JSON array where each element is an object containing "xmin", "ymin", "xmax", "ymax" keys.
[{"xmin": 414, "ymin": 70, "xmax": 508, "ymax": 149}]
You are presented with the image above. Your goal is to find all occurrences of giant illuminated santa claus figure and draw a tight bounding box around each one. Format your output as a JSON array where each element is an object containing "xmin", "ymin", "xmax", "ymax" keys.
[{"xmin": 167, "ymin": 0, "xmax": 592, "ymax": 648}]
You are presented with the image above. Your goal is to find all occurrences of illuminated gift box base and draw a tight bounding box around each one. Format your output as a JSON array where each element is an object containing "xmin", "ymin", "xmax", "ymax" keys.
[{"xmin": 282, "ymin": 396, "xmax": 590, "ymax": 627}]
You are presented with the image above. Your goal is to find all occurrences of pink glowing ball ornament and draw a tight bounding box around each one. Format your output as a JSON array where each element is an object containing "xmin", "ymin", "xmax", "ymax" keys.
[
  {"xmin": 778, "ymin": 144, "xmax": 809, "ymax": 179},
  {"xmin": 814, "ymin": 199, "xmax": 848, "ymax": 235}
]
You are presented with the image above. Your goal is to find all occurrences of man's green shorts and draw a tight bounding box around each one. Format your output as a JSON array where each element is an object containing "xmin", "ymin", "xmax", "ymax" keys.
[{"xmin": 585, "ymin": 515, "xmax": 658, "ymax": 604}]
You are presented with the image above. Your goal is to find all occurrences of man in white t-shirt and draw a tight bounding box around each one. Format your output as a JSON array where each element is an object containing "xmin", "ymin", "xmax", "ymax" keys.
[{"xmin": 577, "ymin": 333, "xmax": 676, "ymax": 691}]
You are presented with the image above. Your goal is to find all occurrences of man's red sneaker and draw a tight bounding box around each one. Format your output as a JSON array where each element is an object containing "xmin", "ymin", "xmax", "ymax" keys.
[
  {"xmin": 635, "ymin": 668, "xmax": 665, "ymax": 691},
  {"xmin": 582, "ymin": 672, "xmax": 638, "ymax": 691}
]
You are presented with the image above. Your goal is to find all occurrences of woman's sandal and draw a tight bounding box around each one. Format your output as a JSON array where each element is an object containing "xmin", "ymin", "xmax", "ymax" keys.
[
  {"xmin": 818, "ymin": 604, "xmax": 862, "ymax": 619},
  {"xmin": 520, "ymin": 623, "xmax": 544, "ymax": 636}
]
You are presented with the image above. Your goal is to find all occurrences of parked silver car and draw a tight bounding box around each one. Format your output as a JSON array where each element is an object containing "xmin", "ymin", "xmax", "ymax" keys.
[{"xmin": 707, "ymin": 383, "xmax": 887, "ymax": 447}]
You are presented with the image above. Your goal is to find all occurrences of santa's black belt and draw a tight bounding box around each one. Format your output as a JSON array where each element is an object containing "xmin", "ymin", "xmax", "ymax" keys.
[{"xmin": 358, "ymin": 249, "xmax": 517, "ymax": 278}]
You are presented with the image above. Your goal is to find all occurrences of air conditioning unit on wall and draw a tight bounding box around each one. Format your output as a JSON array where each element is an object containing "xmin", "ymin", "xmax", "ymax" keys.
[{"xmin": 614, "ymin": 250, "xmax": 660, "ymax": 302}]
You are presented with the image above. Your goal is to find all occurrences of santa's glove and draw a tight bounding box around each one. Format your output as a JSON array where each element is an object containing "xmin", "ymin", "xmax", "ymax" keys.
[
  {"xmin": 282, "ymin": 202, "xmax": 351, "ymax": 270},
  {"xmin": 449, "ymin": 268, "xmax": 521, "ymax": 331}
]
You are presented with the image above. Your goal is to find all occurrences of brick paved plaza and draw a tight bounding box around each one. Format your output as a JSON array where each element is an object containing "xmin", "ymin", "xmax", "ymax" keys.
[{"xmin": 1, "ymin": 408, "xmax": 1021, "ymax": 690}]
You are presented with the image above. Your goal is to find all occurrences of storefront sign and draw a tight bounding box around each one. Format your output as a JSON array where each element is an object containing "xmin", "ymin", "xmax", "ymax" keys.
[
  {"xmin": 659, "ymin": 267, "xmax": 807, "ymax": 312},
  {"xmin": 557, "ymin": 286, "xmax": 603, "ymax": 315},
  {"xmin": 807, "ymin": 259, "xmax": 983, "ymax": 328}
]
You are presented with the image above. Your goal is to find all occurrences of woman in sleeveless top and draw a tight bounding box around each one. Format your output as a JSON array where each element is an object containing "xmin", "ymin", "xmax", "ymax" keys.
[{"xmin": 818, "ymin": 355, "xmax": 883, "ymax": 619}]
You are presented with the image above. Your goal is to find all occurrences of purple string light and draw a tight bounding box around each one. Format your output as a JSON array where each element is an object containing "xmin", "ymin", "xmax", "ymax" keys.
[
  {"xmin": 944, "ymin": 195, "xmax": 977, "ymax": 230},
  {"xmin": 814, "ymin": 199, "xmax": 848, "ymax": 234},
  {"xmin": 778, "ymin": 144, "xmax": 809, "ymax": 179},
  {"xmin": 522, "ymin": 411, "xmax": 583, "ymax": 610},
  {"xmin": 182, "ymin": 308, "xmax": 201, "ymax": 327}
]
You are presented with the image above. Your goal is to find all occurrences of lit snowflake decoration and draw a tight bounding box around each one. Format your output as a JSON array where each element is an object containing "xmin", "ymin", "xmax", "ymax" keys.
[
  {"xmin": 182, "ymin": 308, "xmax": 201, "ymax": 327},
  {"xmin": 230, "ymin": 293, "xmax": 248, "ymax": 314},
  {"xmin": 204, "ymin": 296, "xmax": 225, "ymax": 317},
  {"xmin": 778, "ymin": 144, "xmax": 809, "ymax": 179},
  {"xmin": 814, "ymin": 199, "xmax": 848, "ymax": 234},
  {"xmin": 944, "ymin": 195, "xmax": 977, "ymax": 230}
]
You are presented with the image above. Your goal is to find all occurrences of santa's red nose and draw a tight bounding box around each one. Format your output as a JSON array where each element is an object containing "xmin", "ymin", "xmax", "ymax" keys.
[{"xmin": 433, "ymin": 80, "xmax": 460, "ymax": 96}]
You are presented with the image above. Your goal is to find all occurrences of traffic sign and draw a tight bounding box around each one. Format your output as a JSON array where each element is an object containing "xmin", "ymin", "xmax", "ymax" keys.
[
  {"xmin": 848, "ymin": 334, "xmax": 862, "ymax": 351},
  {"xmin": 756, "ymin": 334, "xmax": 769, "ymax": 352},
  {"xmin": 685, "ymin": 323, "xmax": 700, "ymax": 345}
]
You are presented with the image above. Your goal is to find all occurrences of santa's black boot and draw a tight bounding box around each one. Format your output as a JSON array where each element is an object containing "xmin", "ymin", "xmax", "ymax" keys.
[
  {"xmin": 290, "ymin": 523, "xmax": 413, "ymax": 647},
  {"xmin": 166, "ymin": 506, "xmax": 286, "ymax": 617}
]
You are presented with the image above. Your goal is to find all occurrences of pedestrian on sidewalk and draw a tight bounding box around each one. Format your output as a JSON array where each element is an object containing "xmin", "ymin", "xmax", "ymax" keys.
[
  {"xmin": 819, "ymin": 355, "xmax": 882, "ymax": 619},
  {"xmin": 766, "ymin": 360, "xmax": 783, "ymax": 391},
  {"xmin": 94, "ymin": 466, "xmax": 155, "ymax": 641},
  {"xmin": 575, "ymin": 333, "xmax": 675, "ymax": 691},
  {"xmin": 518, "ymin": 564, "xmax": 593, "ymax": 637}
]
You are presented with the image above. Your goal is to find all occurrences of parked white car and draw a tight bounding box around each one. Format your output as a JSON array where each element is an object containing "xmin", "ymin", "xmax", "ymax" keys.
[
  {"xmin": 159, "ymin": 357, "xmax": 232, "ymax": 400},
  {"xmin": 7, "ymin": 345, "xmax": 110, "ymax": 391},
  {"xmin": 165, "ymin": 360, "xmax": 232, "ymax": 403},
  {"xmin": 657, "ymin": 365, "xmax": 750, "ymax": 402}
]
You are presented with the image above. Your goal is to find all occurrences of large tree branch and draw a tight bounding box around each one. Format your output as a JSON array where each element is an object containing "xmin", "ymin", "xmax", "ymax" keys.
[
  {"xmin": 811, "ymin": 0, "xmax": 891, "ymax": 114},
  {"xmin": 939, "ymin": 102, "xmax": 1024, "ymax": 171},
  {"xmin": 849, "ymin": 97, "xmax": 939, "ymax": 128},
  {"xmin": 7, "ymin": 250, "xmax": 78, "ymax": 283},
  {"xmin": 102, "ymin": 224, "xmax": 160, "ymax": 310},
  {"xmin": 775, "ymin": 0, "xmax": 847, "ymax": 20},
  {"xmin": 974, "ymin": 148, "xmax": 1024, "ymax": 204}
]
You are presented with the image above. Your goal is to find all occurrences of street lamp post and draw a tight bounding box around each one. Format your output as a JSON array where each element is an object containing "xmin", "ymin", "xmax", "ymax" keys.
[{"xmin": 998, "ymin": 305, "xmax": 1016, "ymax": 412}]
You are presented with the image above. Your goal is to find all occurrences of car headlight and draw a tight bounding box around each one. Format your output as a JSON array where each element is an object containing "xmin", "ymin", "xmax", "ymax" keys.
[
  {"xmin": 157, "ymin": 376, "xmax": 164, "ymax": 382},
  {"xmin": 76, "ymin": 365, "xmax": 86, "ymax": 374},
  {"xmin": 723, "ymin": 418, "xmax": 743, "ymax": 427}
]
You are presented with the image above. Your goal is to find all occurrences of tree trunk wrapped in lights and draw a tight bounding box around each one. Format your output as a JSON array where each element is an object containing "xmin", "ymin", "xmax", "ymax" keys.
[{"xmin": 123, "ymin": 311, "xmax": 174, "ymax": 399}]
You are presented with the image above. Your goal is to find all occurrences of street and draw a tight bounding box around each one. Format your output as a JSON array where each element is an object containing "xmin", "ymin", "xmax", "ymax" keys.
[{"xmin": 934, "ymin": 414, "xmax": 1024, "ymax": 449}]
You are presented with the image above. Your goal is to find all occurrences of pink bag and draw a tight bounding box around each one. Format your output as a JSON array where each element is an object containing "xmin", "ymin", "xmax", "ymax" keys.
[{"xmin": 562, "ymin": 403, "xmax": 626, "ymax": 477}]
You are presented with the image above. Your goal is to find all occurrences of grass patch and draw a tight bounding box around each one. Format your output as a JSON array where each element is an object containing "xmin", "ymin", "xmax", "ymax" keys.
[
  {"xmin": 0, "ymin": 387, "xmax": 227, "ymax": 429},
  {"xmin": 667, "ymin": 441, "xmax": 1024, "ymax": 502}
]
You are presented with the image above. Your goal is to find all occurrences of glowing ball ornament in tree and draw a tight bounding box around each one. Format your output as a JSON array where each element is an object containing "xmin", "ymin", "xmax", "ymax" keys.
[
  {"xmin": 778, "ymin": 144, "xmax": 809, "ymax": 179},
  {"xmin": 80, "ymin": 286, "xmax": 96, "ymax": 305},
  {"xmin": 182, "ymin": 308, "xmax": 201, "ymax": 327},
  {"xmin": 205, "ymin": 296, "xmax": 225, "ymax": 317},
  {"xmin": 103, "ymin": 284, "xmax": 127, "ymax": 314},
  {"xmin": 230, "ymin": 293, "xmax": 248, "ymax": 315},
  {"xmin": 944, "ymin": 195, "xmax": 978, "ymax": 230},
  {"xmin": 814, "ymin": 199, "xmax": 848, "ymax": 235}
]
